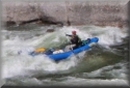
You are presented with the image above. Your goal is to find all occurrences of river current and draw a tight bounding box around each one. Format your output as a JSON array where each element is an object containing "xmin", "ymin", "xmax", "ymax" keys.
[{"xmin": 1, "ymin": 24, "xmax": 129, "ymax": 86}]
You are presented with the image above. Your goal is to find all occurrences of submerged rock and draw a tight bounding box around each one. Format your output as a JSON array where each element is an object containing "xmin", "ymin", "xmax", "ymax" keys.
[{"xmin": 46, "ymin": 29, "xmax": 55, "ymax": 32}]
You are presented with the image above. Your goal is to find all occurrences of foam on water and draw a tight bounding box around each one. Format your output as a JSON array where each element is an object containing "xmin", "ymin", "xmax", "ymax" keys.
[
  {"xmin": 83, "ymin": 62, "xmax": 128, "ymax": 79},
  {"xmin": 2, "ymin": 25, "xmax": 128, "ymax": 81},
  {"xmin": 54, "ymin": 77, "xmax": 128, "ymax": 86},
  {"xmin": 2, "ymin": 55, "xmax": 82, "ymax": 79},
  {"xmin": 92, "ymin": 26, "xmax": 127, "ymax": 46}
]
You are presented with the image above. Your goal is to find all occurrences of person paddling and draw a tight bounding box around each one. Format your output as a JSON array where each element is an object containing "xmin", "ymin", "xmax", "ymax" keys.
[{"xmin": 66, "ymin": 30, "xmax": 82, "ymax": 49}]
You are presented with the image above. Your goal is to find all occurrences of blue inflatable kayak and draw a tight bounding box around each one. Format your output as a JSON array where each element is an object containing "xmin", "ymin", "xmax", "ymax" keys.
[
  {"xmin": 28, "ymin": 37, "xmax": 99, "ymax": 61},
  {"xmin": 41, "ymin": 37, "xmax": 99, "ymax": 61}
]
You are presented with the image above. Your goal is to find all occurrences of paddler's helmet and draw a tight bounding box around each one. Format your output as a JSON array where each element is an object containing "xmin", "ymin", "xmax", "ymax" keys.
[{"xmin": 72, "ymin": 30, "xmax": 76, "ymax": 35}]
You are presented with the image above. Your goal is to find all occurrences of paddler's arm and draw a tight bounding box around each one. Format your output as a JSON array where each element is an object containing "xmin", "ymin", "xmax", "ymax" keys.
[{"xmin": 66, "ymin": 34, "xmax": 72, "ymax": 37}]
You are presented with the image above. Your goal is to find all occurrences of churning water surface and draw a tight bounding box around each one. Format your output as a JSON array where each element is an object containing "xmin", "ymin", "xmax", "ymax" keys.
[{"xmin": 1, "ymin": 24, "xmax": 129, "ymax": 86}]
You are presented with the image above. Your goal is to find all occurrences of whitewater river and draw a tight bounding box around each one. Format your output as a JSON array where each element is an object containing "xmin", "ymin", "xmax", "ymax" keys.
[{"xmin": 1, "ymin": 24, "xmax": 129, "ymax": 86}]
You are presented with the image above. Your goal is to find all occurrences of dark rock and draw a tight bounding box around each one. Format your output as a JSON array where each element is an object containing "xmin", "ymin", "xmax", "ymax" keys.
[
  {"xmin": 19, "ymin": 18, "xmax": 41, "ymax": 25},
  {"xmin": 46, "ymin": 29, "xmax": 55, "ymax": 32},
  {"xmin": 6, "ymin": 21, "xmax": 16, "ymax": 26}
]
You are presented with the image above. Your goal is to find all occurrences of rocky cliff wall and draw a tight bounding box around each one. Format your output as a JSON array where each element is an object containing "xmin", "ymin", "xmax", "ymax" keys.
[{"xmin": 2, "ymin": 1, "xmax": 128, "ymax": 27}]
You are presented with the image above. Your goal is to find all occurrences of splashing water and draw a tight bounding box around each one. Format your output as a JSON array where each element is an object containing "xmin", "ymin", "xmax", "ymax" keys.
[{"xmin": 2, "ymin": 25, "xmax": 128, "ymax": 86}]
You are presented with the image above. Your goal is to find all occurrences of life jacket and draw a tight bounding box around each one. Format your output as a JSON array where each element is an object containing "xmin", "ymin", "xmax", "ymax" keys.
[
  {"xmin": 77, "ymin": 35, "xmax": 81, "ymax": 44},
  {"xmin": 71, "ymin": 35, "xmax": 81, "ymax": 45}
]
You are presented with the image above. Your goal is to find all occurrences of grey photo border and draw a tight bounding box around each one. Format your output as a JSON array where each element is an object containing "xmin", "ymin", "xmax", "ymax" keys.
[{"xmin": 0, "ymin": 0, "xmax": 129, "ymax": 88}]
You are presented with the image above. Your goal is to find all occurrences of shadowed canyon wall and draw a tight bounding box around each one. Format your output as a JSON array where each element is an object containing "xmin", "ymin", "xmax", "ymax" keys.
[{"xmin": 2, "ymin": 1, "xmax": 128, "ymax": 27}]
